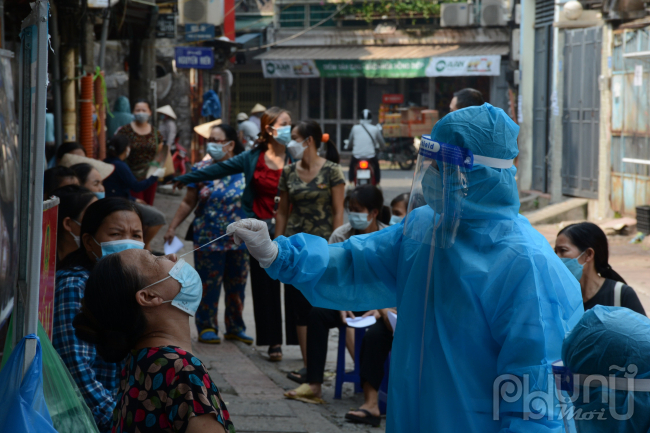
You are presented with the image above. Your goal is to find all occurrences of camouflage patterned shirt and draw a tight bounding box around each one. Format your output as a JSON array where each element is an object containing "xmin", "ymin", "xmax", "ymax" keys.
[{"xmin": 279, "ymin": 160, "xmax": 345, "ymax": 239}]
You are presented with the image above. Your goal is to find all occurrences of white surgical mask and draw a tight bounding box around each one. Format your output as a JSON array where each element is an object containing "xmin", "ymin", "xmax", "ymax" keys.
[
  {"xmin": 286, "ymin": 139, "xmax": 307, "ymax": 160},
  {"xmin": 349, "ymin": 212, "xmax": 371, "ymax": 230},
  {"xmin": 68, "ymin": 219, "xmax": 81, "ymax": 248},
  {"xmin": 142, "ymin": 259, "xmax": 203, "ymax": 316}
]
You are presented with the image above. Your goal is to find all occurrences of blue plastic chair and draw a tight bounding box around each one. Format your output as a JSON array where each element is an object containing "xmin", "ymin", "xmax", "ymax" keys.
[{"xmin": 334, "ymin": 326, "xmax": 368, "ymax": 399}]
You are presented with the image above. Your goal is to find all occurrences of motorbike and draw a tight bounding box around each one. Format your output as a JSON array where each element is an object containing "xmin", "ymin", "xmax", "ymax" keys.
[
  {"xmin": 353, "ymin": 159, "xmax": 376, "ymax": 186},
  {"xmin": 376, "ymin": 137, "xmax": 418, "ymax": 170}
]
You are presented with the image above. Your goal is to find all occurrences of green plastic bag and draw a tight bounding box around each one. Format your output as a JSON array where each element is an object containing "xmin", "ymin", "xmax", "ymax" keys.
[{"xmin": 2, "ymin": 316, "xmax": 100, "ymax": 433}]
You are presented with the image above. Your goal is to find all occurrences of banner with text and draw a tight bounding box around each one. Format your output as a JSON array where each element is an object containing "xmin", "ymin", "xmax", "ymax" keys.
[
  {"xmin": 263, "ymin": 55, "xmax": 501, "ymax": 78},
  {"xmin": 426, "ymin": 55, "xmax": 501, "ymax": 77}
]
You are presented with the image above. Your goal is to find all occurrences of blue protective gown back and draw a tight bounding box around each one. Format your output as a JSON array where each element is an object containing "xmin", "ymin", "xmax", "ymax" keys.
[{"xmin": 266, "ymin": 104, "xmax": 584, "ymax": 432}]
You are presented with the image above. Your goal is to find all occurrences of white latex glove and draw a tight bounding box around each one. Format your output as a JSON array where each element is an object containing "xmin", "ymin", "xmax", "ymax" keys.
[
  {"xmin": 152, "ymin": 168, "xmax": 166, "ymax": 178},
  {"xmin": 227, "ymin": 219, "xmax": 278, "ymax": 268}
]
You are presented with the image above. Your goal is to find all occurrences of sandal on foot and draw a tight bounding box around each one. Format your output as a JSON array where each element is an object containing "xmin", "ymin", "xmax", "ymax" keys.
[
  {"xmin": 199, "ymin": 329, "xmax": 221, "ymax": 344},
  {"xmin": 345, "ymin": 408, "xmax": 381, "ymax": 427},
  {"xmin": 267, "ymin": 346, "xmax": 282, "ymax": 362},
  {"xmin": 283, "ymin": 383, "xmax": 325, "ymax": 405},
  {"xmin": 287, "ymin": 367, "xmax": 307, "ymax": 384}
]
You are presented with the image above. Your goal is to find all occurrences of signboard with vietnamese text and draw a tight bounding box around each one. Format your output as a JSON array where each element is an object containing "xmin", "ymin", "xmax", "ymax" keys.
[
  {"xmin": 382, "ymin": 94, "xmax": 404, "ymax": 104},
  {"xmin": 156, "ymin": 14, "xmax": 177, "ymax": 39},
  {"xmin": 184, "ymin": 23, "xmax": 215, "ymax": 42},
  {"xmin": 425, "ymin": 55, "xmax": 501, "ymax": 77},
  {"xmin": 175, "ymin": 47, "xmax": 214, "ymax": 69},
  {"xmin": 39, "ymin": 197, "xmax": 59, "ymax": 339}
]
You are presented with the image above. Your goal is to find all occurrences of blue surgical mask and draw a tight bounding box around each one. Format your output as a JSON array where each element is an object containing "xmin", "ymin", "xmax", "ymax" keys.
[
  {"xmin": 389, "ymin": 215, "xmax": 403, "ymax": 226},
  {"xmin": 560, "ymin": 252, "xmax": 585, "ymax": 281},
  {"xmin": 286, "ymin": 139, "xmax": 306, "ymax": 160},
  {"xmin": 142, "ymin": 259, "xmax": 203, "ymax": 316},
  {"xmin": 92, "ymin": 238, "xmax": 145, "ymax": 259},
  {"xmin": 349, "ymin": 212, "xmax": 371, "ymax": 230},
  {"xmin": 206, "ymin": 142, "xmax": 227, "ymax": 161},
  {"xmin": 94, "ymin": 191, "xmax": 105, "ymax": 200},
  {"xmin": 134, "ymin": 113, "xmax": 150, "ymax": 124},
  {"xmin": 273, "ymin": 125, "xmax": 291, "ymax": 146},
  {"xmin": 92, "ymin": 113, "xmax": 98, "ymax": 123}
]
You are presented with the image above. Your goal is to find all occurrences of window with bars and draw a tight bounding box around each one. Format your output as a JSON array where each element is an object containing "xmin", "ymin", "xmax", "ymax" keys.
[
  {"xmin": 279, "ymin": 5, "xmax": 306, "ymax": 28},
  {"xmin": 309, "ymin": 4, "xmax": 337, "ymax": 27}
]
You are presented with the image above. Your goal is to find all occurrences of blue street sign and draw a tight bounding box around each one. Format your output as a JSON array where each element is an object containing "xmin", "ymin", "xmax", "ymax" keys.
[
  {"xmin": 185, "ymin": 24, "xmax": 215, "ymax": 41},
  {"xmin": 175, "ymin": 47, "xmax": 214, "ymax": 69}
]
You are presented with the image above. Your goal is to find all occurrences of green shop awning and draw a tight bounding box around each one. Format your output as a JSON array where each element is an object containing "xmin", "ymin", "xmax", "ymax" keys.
[{"xmin": 255, "ymin": 45, "xmax": 509, "ymax": 78}]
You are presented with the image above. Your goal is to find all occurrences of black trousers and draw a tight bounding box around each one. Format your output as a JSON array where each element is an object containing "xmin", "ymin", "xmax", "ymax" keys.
[
  {"xmin": 284, "ymin": 284, "xmax": 312, "ymax": 345},
  {"xmin": 306, "ymin": 308, "xmax": 366, "ymax": 385},
  {"xmin": 349, "ymin": 156, "xmax": 381, "ymax": 184},
  {"xmin": 360, "ymin": 319, "xmax": 393, "ymax": 391},
  {"xmin": 249, "ymin": 255, "xmax": 283, "ymax": 346}
]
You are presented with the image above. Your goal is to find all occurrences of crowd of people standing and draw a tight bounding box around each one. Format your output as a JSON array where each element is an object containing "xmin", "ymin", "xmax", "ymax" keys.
[{"xmin": 35, "ymin": 95, "xmax": 649, "ymax": 433}]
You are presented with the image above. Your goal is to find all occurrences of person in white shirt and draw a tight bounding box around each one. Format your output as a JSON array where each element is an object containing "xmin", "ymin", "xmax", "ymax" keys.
[
  {"xmin": 237, "ymin": 112, "xmax": 261, "ymax": 150},
  {"xmin": 345, "ymin": 109, "xmax": 385, "ymax": 184}
]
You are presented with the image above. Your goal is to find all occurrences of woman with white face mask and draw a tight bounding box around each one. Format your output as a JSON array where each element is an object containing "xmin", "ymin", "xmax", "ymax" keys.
[
  {"xmin": 103, "ymin": 134, "xmax": 166, "ymax": 250},
  {"xmin": 115, "ymin": 99, "xmax": 164, "ymax": 206},
  {"xmin": 73, "ymin": 248, "xmax": 234, "ymax": 433},
  {"xmin": 53, "ymin": 198, "xmax": 147, "ymax": 433},
  {"xmin": 172, "ymin": 107, "xmax": 293, "ymax": 362},
  {"xmin": 51, "ymin": 185, "xmax": 97, "ymax": 262},
  {"xmin": 275, "ymin": 120, "xmax": 345, "ymax": 378},
  {"xmin": 164, "ymin": 124, "xmax": 252, "ymax": 345}
]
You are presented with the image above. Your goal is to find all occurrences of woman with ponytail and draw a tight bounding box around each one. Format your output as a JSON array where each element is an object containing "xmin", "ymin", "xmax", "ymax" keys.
[
  {"xmin": 275, "ymin": 120, "xmax": 345, "ymax": 380},
  {"xmin": 555, "ymin": 222, "xmax": 645, "ymax": 315}
]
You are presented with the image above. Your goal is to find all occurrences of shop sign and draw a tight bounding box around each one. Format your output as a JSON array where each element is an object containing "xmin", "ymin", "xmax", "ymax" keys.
[
  {"xmin": 156, "ymin": 14, "xmax": 177, "ymax": 39},
  {"xmin": 316, "ymin": 59, "xmax": 428, "ymax": 78},
  {"xmin": 382, "ymin": 94, "xmax": 404, "ymax": 104},
  {"xmin": 426, "ymin": 55, "xmax": 501, "ymax": 77},
  {"xmin": 185, "ymin": 23, "xmax": 215, "ymax": 42},
  {"xmin": 39, "ymin": 199, "xmax": 58, "ymax": 340},
  {"xmin": 175, "ymin": 47, "xmax": 214, "ymax": 69},
  {"xmin": 262, "ymin": 60, "xmax": 320, "ymax": 78}
]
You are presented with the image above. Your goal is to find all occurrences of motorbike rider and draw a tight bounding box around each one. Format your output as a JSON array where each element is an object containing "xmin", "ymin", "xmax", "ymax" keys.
[{"xmin": 345, "ymin": 109, "xmax": 384, "ymax": 185}]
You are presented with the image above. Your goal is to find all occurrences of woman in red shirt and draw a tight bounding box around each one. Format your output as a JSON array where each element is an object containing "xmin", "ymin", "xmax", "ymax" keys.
[{"xmin": 174, "ymin": 107, "xmax": 292, "ymax": 361}]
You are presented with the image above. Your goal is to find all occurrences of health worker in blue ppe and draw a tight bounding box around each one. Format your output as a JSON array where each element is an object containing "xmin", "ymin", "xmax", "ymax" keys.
[
  {"xmin": 228, "ymin": 104, "xmax": 584, "ymax": 432},
  {"xmin": 559, "ymin": 305, "xmax": 650, "ymax": 432}
]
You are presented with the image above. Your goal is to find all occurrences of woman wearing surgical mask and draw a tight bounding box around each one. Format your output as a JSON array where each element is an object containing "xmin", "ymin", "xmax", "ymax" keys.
[
  {"xmin": 172, "ymin": 107, "xmax": 292, "ymax": 362},
  {"xmin": 389, "ymin": 192, "xmax": 410, "ymax": 226},
  {"xmin": 53, "ymin": 198, "xmax": 146, "ymax": 433},
  {"xmin": 164, "ymin": 124, "xmax": 251, "ymax": 345},
  {"xmin": 103, "ymin": 134, "xmax": 166, "ymax": 250},
  {"xmin": 555, "ymin": 222, "xmax": 645, "ymax": 315},
  {"xmin": 71, "ymin": 163, "xmax": 107, "ymax": 199},
  {"xmin": 274, "ymin": 120, "xmax": 344, "ymax": 372},
  {"xmin": 115, "ymin": 99, "xmax": 164, "ymax": 206},
  {"xmin": 51, "ymin": 185, "xmax": 97, "ymax": 262},
  {"xmin": 73, "ymin": 249, "xmax": 234, "ymax": 433}
]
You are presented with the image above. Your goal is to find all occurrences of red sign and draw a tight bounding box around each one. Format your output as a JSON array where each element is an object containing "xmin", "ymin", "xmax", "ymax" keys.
[
  {"xmin": 382, "ymin": 94, "xmax": 404, "ymax": 104},
  {"xmin": 39, "ymin": 199, "xmax": 58, "ymax": 340}
]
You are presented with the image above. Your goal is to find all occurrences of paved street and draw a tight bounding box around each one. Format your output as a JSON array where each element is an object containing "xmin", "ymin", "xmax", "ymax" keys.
[{"xmin": 150, "ymin": 164, "xmax": 650, "ymax": 432}]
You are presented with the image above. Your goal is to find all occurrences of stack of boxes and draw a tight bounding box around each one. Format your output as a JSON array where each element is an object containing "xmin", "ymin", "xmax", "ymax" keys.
[
  {"xmin": 399, "ymin": 107, "xmax": 439, "ymax": 137},
  {"xmin": 382, "ymin": 113, "xmax": 403, "ymax": 137}
]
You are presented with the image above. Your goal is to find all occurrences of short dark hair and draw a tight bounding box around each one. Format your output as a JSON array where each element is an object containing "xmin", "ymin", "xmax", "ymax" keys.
[
  {"xmin": 132, "ymin": 99, "xmax": 151, "ymax": 112},
  {"xmin": 212, "ymin": 123, "xmax": 245, "ymax": 155},
  {"xmin": 56, "ymin": 142, "xmax": 85, "ymax": 162},
  {"xmin": 51, "ymin": 185, "xmax": 96, "ymax": 239},
  {"xmin": 453, "ymin": 88, "xmax": 484, "ymax": 110},
  {"xmin": 106, "ymin": 134, "xmax": 129, "ymax": 158},
  {"xmin": 390, "ymin": 192, "xmax": 410, "ymax": 208},
  {"xmin": 70, "ymin": 163, "xmax": 95, "ymax": 185},
  {"xmin": 346, "ymin": 184, "xmax": 384, "ymax": 213},
  {"xmin": 557, "ymin": 222, "xmax": 626, "ymax": 284},
  {"xmin": 73, "ymin": 252, "xmax": 147, "ymax": 363},
  {"xmin": 59, "ymin": 197, "xmax": 143, "ymax": 272},
  {"xmin": 44, "ymin": 166, "xmax": 79, "ymax": 198}
]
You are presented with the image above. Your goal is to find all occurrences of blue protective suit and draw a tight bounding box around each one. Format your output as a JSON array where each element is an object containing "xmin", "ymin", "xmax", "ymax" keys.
[
  {"xmin": 266, "ymin": 104, "xmax": 584, "ymax": 432},
  {"xmin": 562, "ymin": 306, "xmax": 650, "ymax": 432}
]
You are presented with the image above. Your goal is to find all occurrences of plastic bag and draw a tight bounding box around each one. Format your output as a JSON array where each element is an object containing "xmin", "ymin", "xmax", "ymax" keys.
[
  {"xmin": 0, "ymin": 333, "xmax": 57, "ymax": 432},
  {"xmin": 2, "ymin": 317, "xmax": 100, "ymax": 433}
]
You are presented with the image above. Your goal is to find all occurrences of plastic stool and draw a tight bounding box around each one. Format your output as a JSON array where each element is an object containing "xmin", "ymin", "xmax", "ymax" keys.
[
  {"xmin": 334, "ymin": 325, "xmax": 368, "ymax": 399},
  {"xmin": 378, "ymin": 353, "xmax": 391, "ymax": 415}
]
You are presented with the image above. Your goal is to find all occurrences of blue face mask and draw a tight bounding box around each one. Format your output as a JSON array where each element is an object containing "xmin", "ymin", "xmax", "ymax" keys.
[
  {"xmin": 142, "ymin": 259, "xmax": 203, "ymax": 316},
  {"xmin": 94, "ymin": 191, "xmax": 105, "ymax": 199},
  {"xmin": 206, "ymin": 142, "xmax": 227, "ymax": 161},
  {"xmin": 560, "ymin": 252, "xmax": 585, "ymax": 281},
  {"xmin": 92, "ymin": 113, "xmax": 98, "ymax": 123},
  {"xmin": 273, "ymin": 125, "xmax": 292, "ymax": 146},
  {"xmin": 389, "ymin": 215, "xmax": 404, "ymax": 226},
  {"xmin": 92, "ymin": 238, "xmax": 144, "ymax": 259},
  {"xmin": 349, "ymin": 212, "xmax": 371, "ymax": 230}
]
